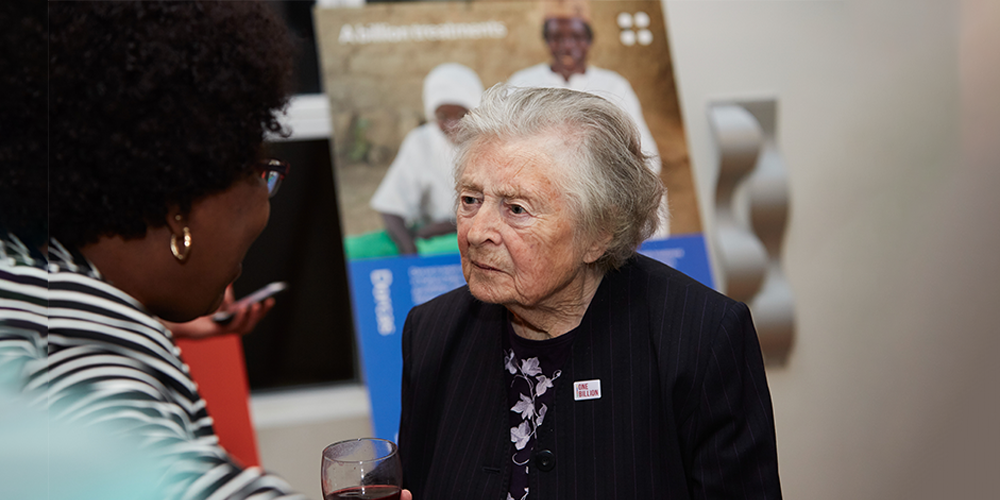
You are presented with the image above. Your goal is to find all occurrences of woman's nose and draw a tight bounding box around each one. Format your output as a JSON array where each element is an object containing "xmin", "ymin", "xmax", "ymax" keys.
[{"xmin": 465, "ymin": 204, "xmax": 501, "ymax": 246}]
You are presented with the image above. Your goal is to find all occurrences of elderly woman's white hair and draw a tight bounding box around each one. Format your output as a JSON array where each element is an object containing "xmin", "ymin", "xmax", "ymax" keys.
[
  {"xmin": 453, "ymin": 84, "xmax": 664, "ymax": 272},
  {"xmin": 422, "ymin": 63, "xmax": 484, "ymax": 122}
]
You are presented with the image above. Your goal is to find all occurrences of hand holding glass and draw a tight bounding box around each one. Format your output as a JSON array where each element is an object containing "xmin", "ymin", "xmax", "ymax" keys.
[{"xmin": 321, "ymin": 438, "xmax": 402, "ymax": 500}]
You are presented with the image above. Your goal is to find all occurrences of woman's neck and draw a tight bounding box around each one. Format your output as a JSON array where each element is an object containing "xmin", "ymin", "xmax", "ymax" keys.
[{"xmin": 507, "ymin": 271, "xmax": 603, "ymax": 340}]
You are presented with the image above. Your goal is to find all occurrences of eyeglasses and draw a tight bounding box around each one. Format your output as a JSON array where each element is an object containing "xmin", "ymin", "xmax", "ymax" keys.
[{"xmin": 258, "ymin": 158, "xmax": 290, "ymax": 198}]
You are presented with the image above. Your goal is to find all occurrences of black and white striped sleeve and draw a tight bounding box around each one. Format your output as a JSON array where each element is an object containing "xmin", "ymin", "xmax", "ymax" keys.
[{"xmin": 46, "ymin": 268, "xmax": 306, "ymax": 500}]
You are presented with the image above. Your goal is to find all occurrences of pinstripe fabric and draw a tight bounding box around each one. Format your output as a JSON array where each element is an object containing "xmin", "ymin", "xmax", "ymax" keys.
[
  {"xmin": 0, "ymin": 237, "xmax": 304, "ymax": 500},
  {"xmin": 399, "ymin": 254, "xmax": 781, "ymax": 499}
]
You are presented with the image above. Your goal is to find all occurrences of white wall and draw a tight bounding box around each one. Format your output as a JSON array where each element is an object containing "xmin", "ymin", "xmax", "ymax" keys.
[
  {"xmin": 664, "ymin": 0, "xmax": 1000, "ymax": 498},
  {"xmin": 255, "ymin": 1, "xmax": 1000, "ymax": 498}
]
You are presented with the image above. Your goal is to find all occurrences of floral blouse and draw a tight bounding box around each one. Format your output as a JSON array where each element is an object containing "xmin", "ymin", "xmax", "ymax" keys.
[{"xmin": 503, "ymin": 320, "xmax": 576, "ymax": 500}]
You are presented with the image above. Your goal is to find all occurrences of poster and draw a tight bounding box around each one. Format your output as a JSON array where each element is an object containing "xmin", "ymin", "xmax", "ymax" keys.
[{"xmin": 315, "ymin": 0, "xmax": 709, "ymax": 440}]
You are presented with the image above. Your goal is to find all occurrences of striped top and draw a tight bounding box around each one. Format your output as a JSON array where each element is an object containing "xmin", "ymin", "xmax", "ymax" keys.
[
  {"xmin": 0, "ymin": 231, "xmax": 48, "ymax": 392},
  {"xmin": 0, "ymin": 235, "xmax": 305, "ymax": 500}
]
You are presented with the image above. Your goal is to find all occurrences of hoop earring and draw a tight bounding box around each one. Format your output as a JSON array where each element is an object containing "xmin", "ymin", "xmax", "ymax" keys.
[{"xmin": 170, "ymin": 227, "xmax": 192, "ymax": 262}]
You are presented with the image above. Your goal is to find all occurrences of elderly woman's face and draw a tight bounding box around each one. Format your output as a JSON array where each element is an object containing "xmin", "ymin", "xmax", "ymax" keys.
[{"xmin": 457, "ymin": 134, "xmax": 604, "ymax": 309}]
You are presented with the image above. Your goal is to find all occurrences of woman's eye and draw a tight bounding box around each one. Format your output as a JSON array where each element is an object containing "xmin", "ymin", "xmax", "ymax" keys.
[
  {"xmin": 461, "ymin": 196, "xmax": 478, "ymax": 205},
  {"xmin": 509, "ymin": 204, "xmax": 526, "ymax": 215}
]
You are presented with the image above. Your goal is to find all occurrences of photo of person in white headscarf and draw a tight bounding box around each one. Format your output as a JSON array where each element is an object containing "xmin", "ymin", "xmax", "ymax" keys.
[{"xmin": 369, "ymin": 63, "xmax": 484, "ymax": 255}]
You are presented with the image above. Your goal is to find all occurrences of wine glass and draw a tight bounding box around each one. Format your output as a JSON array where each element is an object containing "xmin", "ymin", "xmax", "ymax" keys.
[{"xmin": 321, "ymin": 438, "xmax": 402, "ymax": 500}]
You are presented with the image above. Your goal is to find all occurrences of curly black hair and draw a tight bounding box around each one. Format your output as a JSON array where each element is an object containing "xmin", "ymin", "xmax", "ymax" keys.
[
  {"xmin": 49, "ymin": 1, "xmax": 295, "ymax": 249},
  {"xmin": 0, "ymin": 0, "xmax": 48, "ymax": 247}
]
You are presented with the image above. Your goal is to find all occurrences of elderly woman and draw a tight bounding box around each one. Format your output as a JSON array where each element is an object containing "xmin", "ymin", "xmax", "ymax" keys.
[
  {"xmin": 36, "ymin": 2, "xmax": 302, "ymax": 499},
  {"xmin": 398, "ymin": 86, "xmax": 781, "ymax": 499}
]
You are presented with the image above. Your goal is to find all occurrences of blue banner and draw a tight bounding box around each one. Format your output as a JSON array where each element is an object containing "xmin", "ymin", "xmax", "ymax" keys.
[{"xmin": 348, "ymin": 233, "xmax": 714, "ymax": 440}]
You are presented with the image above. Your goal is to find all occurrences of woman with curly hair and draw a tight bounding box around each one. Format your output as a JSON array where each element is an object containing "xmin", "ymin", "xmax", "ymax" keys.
[{"xmin": 41, "ymin": 2, "xmax": 305, "ymax": 498}]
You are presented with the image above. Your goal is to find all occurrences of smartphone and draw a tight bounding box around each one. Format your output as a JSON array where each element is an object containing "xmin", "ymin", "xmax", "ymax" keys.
[{"xmin": 212, "ymin": 281, "xmax": 288, "ymax": 324}]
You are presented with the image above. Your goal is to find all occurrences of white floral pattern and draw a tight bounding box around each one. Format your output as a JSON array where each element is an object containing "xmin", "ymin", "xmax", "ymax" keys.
[{"xmin": 507, "ymin": 349, "xmax": 561, "ymax": 453}]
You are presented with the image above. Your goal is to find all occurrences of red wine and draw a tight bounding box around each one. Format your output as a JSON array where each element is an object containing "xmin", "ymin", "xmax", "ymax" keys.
[{"xmin": 325, "ymin": 485, "xmax": 401, "ymax": 500}]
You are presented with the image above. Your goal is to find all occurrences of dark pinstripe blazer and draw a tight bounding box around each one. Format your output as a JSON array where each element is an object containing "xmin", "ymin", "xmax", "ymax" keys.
[{"xmin": 399, "ymin": 255, "xmax": 781, "ymax": 499}]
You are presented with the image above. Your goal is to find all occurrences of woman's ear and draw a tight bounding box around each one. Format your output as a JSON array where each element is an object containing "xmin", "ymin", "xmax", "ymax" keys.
[
  {"xmin": 582, "ymin": 232, "xmax": 612, "ymax": 265},
  {"xmin": 165, "ymin": 206, "xmax": 192, "ymax": 263},
  {"xmin": 165, "ymin": 206, "xmax": 188, "ymax": 234}
]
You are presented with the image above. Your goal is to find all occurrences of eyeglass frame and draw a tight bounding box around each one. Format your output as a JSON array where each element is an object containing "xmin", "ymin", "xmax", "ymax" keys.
[{"xmin": 257, "ymin": 158, "xmax": 290, "ymax": 198}]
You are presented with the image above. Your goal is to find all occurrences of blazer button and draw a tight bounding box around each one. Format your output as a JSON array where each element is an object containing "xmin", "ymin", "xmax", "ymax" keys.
[{"xmin": 534, "ymin": 449, "xmax": 555, "ymax": 472}]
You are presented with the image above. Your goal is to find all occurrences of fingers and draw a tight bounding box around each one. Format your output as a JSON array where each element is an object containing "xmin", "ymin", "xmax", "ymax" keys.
[
  {"xmin": 165, "ymin": 296, "xmax": 275, "ymax": 339},
  {"xmin": 224, "ymin": 297, "xmax": 275, "ymax": 336},
  {"xmin": 401, "ymin": 489, "xmax": 413, "ymax": 500}
]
